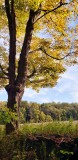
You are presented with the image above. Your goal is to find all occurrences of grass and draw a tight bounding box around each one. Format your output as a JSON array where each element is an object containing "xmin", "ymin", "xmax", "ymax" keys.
[
  {"xmin": 19, "ymin": 121, "xmax": 78, "ymax": 137},
  {"xmin": 0, "ymin": 121, "xmax": 78, "ymax": 138}
]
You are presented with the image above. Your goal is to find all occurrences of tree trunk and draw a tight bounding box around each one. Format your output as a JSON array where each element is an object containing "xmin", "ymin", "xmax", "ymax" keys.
[
  {"xmin": 5, "ymin": 85, "xmax": 24, "ymax": 134},
  {"xmin": 5, "ymin": 1, "xmax": 41, "ymax": 134}
]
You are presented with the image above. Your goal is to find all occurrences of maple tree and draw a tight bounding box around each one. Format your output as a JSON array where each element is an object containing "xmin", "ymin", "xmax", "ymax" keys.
[{"xmin": 0, "ymin": 0, "xmax": 78, "ymax": 134}]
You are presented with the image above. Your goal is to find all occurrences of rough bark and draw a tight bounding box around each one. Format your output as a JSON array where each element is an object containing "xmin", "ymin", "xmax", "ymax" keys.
[
  {"xmin": 16, "ymin": 9, "xmax": 41, "ymax": 87},
  {"xmin": 5, "ymin": 85, "xmax": 23, "ymax": 134},
  {"xmin": 5, "ymin": 0, "xmax": 16, "ymax": 85},
  {"xmin": 5, "ymin": 0, "xmax": 17, "ymax": 134}
]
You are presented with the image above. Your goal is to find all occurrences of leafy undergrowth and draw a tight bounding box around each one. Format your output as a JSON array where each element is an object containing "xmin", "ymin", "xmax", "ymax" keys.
[{"xmin": 0, "ymin": 121, "xmax": 78, "ymax": 160}]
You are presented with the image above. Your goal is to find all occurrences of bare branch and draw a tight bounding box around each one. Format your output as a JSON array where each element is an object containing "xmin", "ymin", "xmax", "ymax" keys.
[
  {"xmin": 5, "ymin": 0, "xmax": 16, "ymax": 85},
  {"xmin": 60, "ymin": 0, "xmax": 63, "ymax": 5},
  {"xmin": 29, "ymin": 48, "xmax": 41, "ymax": 54},
  {"xmin": 40, "ymin": 47, "xmax": 70, "ymax": 60},
  {"xmin": 27, "ymin": 59, "xmax": 36, "ymax": 78},
  {"xmin": 27, "ymin": 68, "xmax": 36, "ymax": 78},
  {"xmin": 0, "ymin": 75, "xmax": 8, "ymax": 79},
  {"xmin": 34, "ymin": 2, "xmax": 68, "ymax": 24},
  {"xmin": 0, "ymin": 64, "xmax": 8, "ymax": 76},
  {"xmin": 29, "ymin": 78, "xmax": 46, "ymax": 83},
  {"xmin": 28, "ymin": 46, "xmax": 71, "ymax": 60},
  {"xmin": 49, "ymin": 16, "xmax": 58, "ymax": 27}
]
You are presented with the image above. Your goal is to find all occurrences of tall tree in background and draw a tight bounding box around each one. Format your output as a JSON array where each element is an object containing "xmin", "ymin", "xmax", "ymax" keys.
[{"xmin": 0, "ymin": 0, "xmax": 78, "ymax": 134}]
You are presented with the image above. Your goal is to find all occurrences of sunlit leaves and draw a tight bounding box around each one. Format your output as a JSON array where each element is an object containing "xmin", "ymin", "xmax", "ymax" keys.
[
  {"xmin": 25, "ymin": 0, "xmax": 44, "ymax": 11},
  {"xmin": 0, "ymin": 105, "xmax": 18, "ymax": 124},
  {"xmin": 0, "ymin": 0, "xmax": 78, "ymax": 89}
]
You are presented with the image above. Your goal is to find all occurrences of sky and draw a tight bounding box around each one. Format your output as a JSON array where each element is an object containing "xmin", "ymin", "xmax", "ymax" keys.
[{"xmin": 0, "ymin": 65, "xmax": 78, "ymax": 103}]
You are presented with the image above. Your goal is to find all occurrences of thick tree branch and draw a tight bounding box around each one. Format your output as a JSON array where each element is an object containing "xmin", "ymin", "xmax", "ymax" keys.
[
  {"xmin": 16, "ymin": 9, "xmax": 41, "ymax": 88},
  {"xmin": 34, "ymin": 2, "xmax": 68, "ymax": 24},
  {"xmin": 5, "ymin": 0, "xmax": 11, "ymax": 18},
  {"xmin": 0, "ymin": 64, "xmax": 8, "ymax": 76},
  {"xmin": 5, "ymin": 0, "xmax": 16, "ymax": 85}
]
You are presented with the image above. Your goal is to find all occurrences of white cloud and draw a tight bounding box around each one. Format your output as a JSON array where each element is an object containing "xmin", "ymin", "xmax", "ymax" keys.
[
  {"xmin": 0, "ymin": 89, "xmax": 7, "ymax": 101},
  {"xmin": 38, "ymin": 98, "xmax": 51, "ymax": 103},
  {"xmin": 0, "ymin": 66, "xmax": 78, "ymax": 103},
  {"xmin": 0, "ymin": 38, "xmax": 4, "ymax": 46},
  {"xmin": 23, "ymin": 88, "xmax": 37, "ymax": 98},
  {"xmin": 71, "ymin": 92, "xmax": 78, "ymax": 101},
  {"xmin": 70, "ymin": 82, "xmax": 78, "ymax": 102},
  {"xmin": 54, "ymin": 66, "xmax": 78, "ymax": 95},
  {"xmin": 54, "ymin": 82, "xmax": 71, "ymax": 93},
  {"xmin": 23, "ymin": 88, "xmax": 50, "ymax": 99}
]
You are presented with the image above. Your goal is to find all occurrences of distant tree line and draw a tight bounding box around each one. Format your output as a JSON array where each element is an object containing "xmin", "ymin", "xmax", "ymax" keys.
[{"xmin": 0, "ymin": 101, "xmax": 78, "ymax": 124}]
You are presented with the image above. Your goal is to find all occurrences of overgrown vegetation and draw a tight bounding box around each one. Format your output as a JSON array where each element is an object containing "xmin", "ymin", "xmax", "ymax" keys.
[
  {"xmin": 0, "ymin": 123, "xmax": 78, "ymax": 160},
  {"xmin": 0, "ymin": 102, "xmax": 78, "ymax": 159}
]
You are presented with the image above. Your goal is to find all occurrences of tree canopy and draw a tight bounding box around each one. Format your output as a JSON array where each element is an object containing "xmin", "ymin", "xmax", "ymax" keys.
[{"xmin": 0, "ymin": 0, "xmax": 78, "ymax": 89}]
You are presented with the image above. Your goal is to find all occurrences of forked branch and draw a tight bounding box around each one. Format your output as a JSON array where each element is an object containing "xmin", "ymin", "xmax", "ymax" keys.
[
  {"xmin": 34, "ymin": 2, "xmax": 68, "ymax": 24},
  {"xmin": 0, "ymin": 64, "xmax": 8, "ymax": 76}
]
